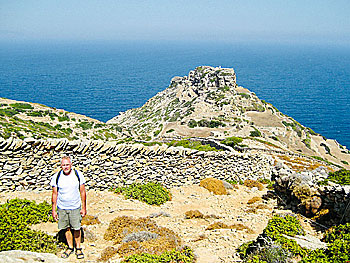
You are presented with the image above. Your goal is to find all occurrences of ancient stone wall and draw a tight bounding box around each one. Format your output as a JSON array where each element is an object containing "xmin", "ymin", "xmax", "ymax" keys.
[{"xmin": 0, "ymin": 137, "xmax": 274, "ymax": 192}]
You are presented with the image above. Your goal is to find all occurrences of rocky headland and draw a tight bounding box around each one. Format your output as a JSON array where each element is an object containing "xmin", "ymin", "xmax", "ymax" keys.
[{"xmin": 1, "ymin": 66, "xmax": 350, "ymax": 262}]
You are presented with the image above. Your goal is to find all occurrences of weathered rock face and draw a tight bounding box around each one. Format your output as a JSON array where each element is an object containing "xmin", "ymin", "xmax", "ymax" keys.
[
  {"xmin": 0, "ymin": 137, "xmax": 274, "ymax": 192},
  {"xmin": 273, "ymin": 164, "xmax": 350, "ymax": 224}
]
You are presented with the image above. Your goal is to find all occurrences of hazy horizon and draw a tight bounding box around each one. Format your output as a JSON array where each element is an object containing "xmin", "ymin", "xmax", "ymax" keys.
[{"xmin": 1, "ymin": 1, "xmax": 349, "ymax": 45}]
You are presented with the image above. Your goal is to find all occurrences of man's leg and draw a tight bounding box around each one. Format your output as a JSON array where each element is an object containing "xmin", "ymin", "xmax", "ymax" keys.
[
  {"xmin": 65, "ymin": 227, "xmax": 74, "ymax": 248},
  {"xmin": 73, "ymin": 229, "xmax": 81, "ymax": 248},
  {"xmin": 58, "ymin": 209, "xmax": 75, "ymax": 258},
  {"xmin": 70, "ymin": 207, "xmax": 84, "ymax": 259}
]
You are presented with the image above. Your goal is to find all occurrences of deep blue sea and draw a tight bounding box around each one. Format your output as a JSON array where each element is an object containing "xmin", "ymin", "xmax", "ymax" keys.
[{"xmin": 0, "ymin": 41, "xmax": 349, "ymax": 148}]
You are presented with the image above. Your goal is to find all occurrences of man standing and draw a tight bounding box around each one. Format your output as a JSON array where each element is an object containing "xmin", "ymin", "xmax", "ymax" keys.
[{"xmin": 51, "ymin": 156, "xmax": 86, "ymax": 259}]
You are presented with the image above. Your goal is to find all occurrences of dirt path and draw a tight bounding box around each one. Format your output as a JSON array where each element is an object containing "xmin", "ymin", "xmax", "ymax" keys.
[{"xmin": 0, "ymin": 184, "xmax": 307, "ymax": 262}]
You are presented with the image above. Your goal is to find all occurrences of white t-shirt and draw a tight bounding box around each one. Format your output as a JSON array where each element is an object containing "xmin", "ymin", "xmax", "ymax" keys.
[{"xmin": 50, "ymin": 169, "xmax": 85, "ymax": 210}]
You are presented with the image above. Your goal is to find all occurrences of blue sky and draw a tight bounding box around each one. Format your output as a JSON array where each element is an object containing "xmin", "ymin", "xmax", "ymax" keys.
[{"xmin": 1, "ymin": 0, "xmax": 349, "ymax": 44}]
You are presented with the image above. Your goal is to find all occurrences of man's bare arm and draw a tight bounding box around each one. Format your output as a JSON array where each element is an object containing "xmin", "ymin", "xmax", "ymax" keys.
[
  {"xmin": 80, "ymin": 184, "xmax": 87, "ymax": 217},
  {"xmin": 52, "ymin": 187, "xmax": 58, "ymax": 221}
]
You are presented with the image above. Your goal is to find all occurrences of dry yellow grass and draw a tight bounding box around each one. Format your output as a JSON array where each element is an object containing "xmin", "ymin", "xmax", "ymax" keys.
[
  {"xmin": 104, "ymin": 216, "xmax": 182, "ymax": 257},
  {"xmin": 82, "ymin": 215, "xmax": 101, "ymax": 226},
  {"xmin": 185, "ymin": 210, "xmax": 204, "ymax": 219},
  {"xmin": 247, "ymin": 196, "xmax": 262, "ymax": 205},
  {"xmin": 199, "ymin": 178, "xmax": 227, "ymax": 195},
  {"xmin": 243, "ymin": 180, "xmax": 263, "ymax": 191}
]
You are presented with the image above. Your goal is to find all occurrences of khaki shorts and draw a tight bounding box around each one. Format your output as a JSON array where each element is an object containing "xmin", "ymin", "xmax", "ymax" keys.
[{"xmin": 57, "ymin": 207, "xmax": 82, "ymax": 230}]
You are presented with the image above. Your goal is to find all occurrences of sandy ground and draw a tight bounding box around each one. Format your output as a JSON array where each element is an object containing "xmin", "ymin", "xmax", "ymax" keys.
[{"xmin": 0, "ymin": 184, "xmax": 317, "ymax": 263}]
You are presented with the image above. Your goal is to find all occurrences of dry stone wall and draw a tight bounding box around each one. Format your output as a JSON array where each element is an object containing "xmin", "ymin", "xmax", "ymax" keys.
[
  {"xmin": 273, "ymin": 165, "xmax": 350, "ymax": 224},
  {"xmin": 0, "ymin": 137, "xmax": 274, "ymax": 192}
]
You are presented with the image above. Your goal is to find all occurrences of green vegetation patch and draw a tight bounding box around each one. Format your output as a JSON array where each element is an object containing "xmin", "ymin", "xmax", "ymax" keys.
[
  {"xmin": 239, "ymin": 93, "xmax": 250, "ymax": 99},
  {"xmin": 115, "ymin": 182, "xmax": 171, "ymax": 205},
  {"xmin": 187, "ymin": 119, "xmax": 226, "ymax": 128},
  {"xmin": 250, "ymin": 129, "xmax": 262, "ymax": 137},
  {"xmin": 167, "ymin": 139, "xmax": 218, "ymax": 151},
  {"xmin": 10, "ymin": 103, "xmax": 34, "ymax": 110},
  {"xmin": 322, "ymin": 169, "xmax": 350, "ymax": 185},
  {"xmin": 302, "ymin": 223, "xmax": 350, "ymax": 262},
  {"xmin": 0, "ymin": 108, "xmax": 20, "ymax": 117},
  {"xmin": 221, "ymin": 136, "xmax": 243, "ymax": 147},
  {"xmin": 0, "ymin": 198, "xmax": 58, "ymax": 253},
  {"xmin": 238, "ymin": 214, "xmax": 307, "ymax": 261},
  {"xmin": 122, "ymin": 246, "xmax": 196, "ymax": 263}
]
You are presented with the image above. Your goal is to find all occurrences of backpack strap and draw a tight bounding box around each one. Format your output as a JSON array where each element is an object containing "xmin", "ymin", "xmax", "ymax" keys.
[
  {"xmin": 75, "ymin": 169, "xmax": 81, "ymax": 185},
  {"xmin": 56, "ymin": 169, "xmax": 80, "ymax": 191}
]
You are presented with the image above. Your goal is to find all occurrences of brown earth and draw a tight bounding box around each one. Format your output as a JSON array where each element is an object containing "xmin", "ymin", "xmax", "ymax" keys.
[{"xmin": 0, "ymin": 184, "xmax": 319, "ymax": 263}]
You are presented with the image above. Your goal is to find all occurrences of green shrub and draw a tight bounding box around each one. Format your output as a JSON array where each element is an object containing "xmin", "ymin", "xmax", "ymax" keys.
[
  {"xmin": 221, "ymin": 136, "xmax": 243, "ymax": 147},
  {"xmin": 264, "ymin": 215, "xmax": 304, "ymax": 238},
  {"xmin": 196, "ymin": 119, "xmax": 226, "ymax": 128},
  {"xmin": 48, "ymin": 112, "xmax": 58, "ymax": 120},
  {"xmin": 10, "ymin": 103, "xmax": 33, "ymax": 110},
  {"xmin": 117, "ymin": 182, "xmax": 171, "ymax": 205},
  {"xmin": 341, "ymin": 160, "xmax": 349, "ymax": 165},
  {"xmin": 188, "ymin": 119, "xmax": 197, "ymax": 128},
  {"xmin": 166, "ymin": 129, "xmax": 175, "ymax": 133},
  {"xmin": 77, "ymin": 121, "xmax": 93, "ymax": 130},
  {"xmin": 153, "ymin": 130, "xmax": 161, "ymax": 137},
  {"xmin": 303, "ymin": 139, "xmax": 311, "ymax": 149},
  {"xmin": 307, "ymin": 128, "xmax": 318, "ymax": 136},
  {"xmin": 238, "ymin": 215, "xmax": 306, "ymax": 261},
  {"xmin": 122, "ymin": 246, "xmax": 196, "ymax": 263},
  {"xmin": 245, "ymin": 242, "xmax": 292, "ymax": 263},
  {"xmin": 238, "ymin": 240, "xmax": 255, "ymax": 258},
  {"xmin": 58, "ymin": 115, "xmax": 70, "ymax": 122},
  {"xmin": 0, "ymin": 108, "xmax": 19, "ymax": 117},
  {"xmin": 250, "ymin": 129, "xmax": 261, "ymax": 137},
  {"xmin": 167, "ymin": 140, "xmax": 218, "ymax": 151},
  {"xmin": 141, "ymin": 141, "xmax": 162, "ymax": 147},
  {"xmin": 258, "ymin": 178, "xmax": 274, "ymax": 189},
  {"xmin": 302, "ymin": 223, "xmax": 350, "ymax": 262},
  {"xmin": 0, "ymin": 198, "xmax": 58, "ymax": 253},
  {"xmin": 226, "ymin": 179, "xmax": 241, "ymax": 185},
  {"xmin": 239, "ymin": 93, "xmax": 250, "ymax": 99},
  {"xmin": 26, "ymin": 111, "xmax": 44, "ymax": 117},
  {"xmin": 327, "ymin": 169, "xmax": 350, "ymax": 185},
  {"xmin": 320, "ymin": 143, "xmax": 331, "ymax": 155}
]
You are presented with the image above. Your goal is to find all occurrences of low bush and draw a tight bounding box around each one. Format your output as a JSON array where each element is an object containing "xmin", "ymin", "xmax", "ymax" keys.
[
  {"xmin": 0, "ymin": 198, "xmax": 58, "ymax": 253},
  {"xmin": 327, "ymin": 169, "xmax": 350, "ymax": 185},
  {"xmin": 238, "ymin": 214, "xmax": 306, "ymax": 261},
  {"xmin": 302, "ymin": 223, "xmax": 350, "ymax": 262},
  {"xmin": 244, "ymin": 180, "xmax": 264, "ymax": 191},
  {"xmin": 244, "ymin": 241, "xmax": 292, "ymax": 263},
  {"xmin": 185, "ymin": 210, "xmax": 204, "ymax": 219},
  {"xmin": 116, "ymin": 182, "xmax": 171, "ymax": 205},
  {"xmin": 199, "ymin": 178, "xmax": 227, "ymax": 195},
  {"xmin": 167, "ymin": 140, "xmax": 218, "ymax": 152},
  {"xmin": 0, "ymin": 108, "xmax": 18, "ymax": 117},
  {"xmin": 77, "ymin": 121, "xmax": 93, "ymax": 130},
  {"xmin": 104, "ymin": 216, "xmax": 182, "ymax": 257},
  {"xmin": 250, "ymin": 129, "xmax": 261, "ymax": 137},
  {"xmin": 121, "ymin": 246, "xmax": 196, "ymax": 263},
  {"xmin": 81, "ymin": 215, "xmax": 101, "ymax": 225},
  {"xmin": 10, "ymin": 103, "xmax": 33, "ymax": 110},
  {"xmin": 221, "ymin": 136, "xmax": 243, "ymax": 147}
]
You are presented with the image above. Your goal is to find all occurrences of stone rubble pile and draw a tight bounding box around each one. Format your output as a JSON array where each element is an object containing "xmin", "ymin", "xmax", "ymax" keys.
[
  {"xmin": 273, "ymin": 164, "xmax": 350, "ymax": 223},
  {"xmin": 171, "ymin": 66, "xmax": 236, "ymax": 91},
  {"xmin": 0, "ymin": 137, "xmax": 273, "ymax": 192}
]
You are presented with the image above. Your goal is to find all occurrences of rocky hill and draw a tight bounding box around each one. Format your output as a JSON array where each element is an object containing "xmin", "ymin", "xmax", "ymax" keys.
[
  {"xmin": 108, "ymin": 66, "xmax": 350, "ymax": 168},
  {"xmin": 1, "ymin": 66, "xmax": 349, "ymax": 168},
  {"xmin": 0, "ymin": 98, "xmax": 124, "ymax": 141}
]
